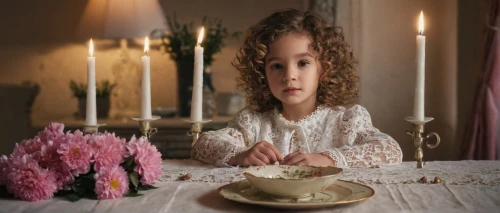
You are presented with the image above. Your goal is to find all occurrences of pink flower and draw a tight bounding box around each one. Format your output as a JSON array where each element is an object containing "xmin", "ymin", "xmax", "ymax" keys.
[
  {"xmin": 89, "ymin": 132, "xmax": 127, "ymax": 172},
  {"xmin": 58, "ymin": 130, "xmax": 93, "ymax": 176},
  {"xmin": 0, "ymin": 155, "xmax": 10, "ymax": 185},
  {"xmin": 47, "ymin": 122, "xmax": 65, "ymax": 133},
  {"xmin": 38, "ymin": 122, "xmax": 65, "ymax": 141},
  {"xmin": 38, "ymin": 134, "xmax": 74, "ymax": 190},
  {"xmin": 6, "ymin": 154, "xmax": 57, "ymax": 201},
  {"xmin": 94, "ymin": 166, "xmax": 129, "ymax": 199},
  {"xmin": 127, "ymin": 136, "xmax": 162, "ymax": 185},
  {"xmin": 51, "ymin": 164, "xmax": 75, "ymax": 190},
  {"xmin": 12, "ymin": 138, "xmax": 42, "ymax": 159}
]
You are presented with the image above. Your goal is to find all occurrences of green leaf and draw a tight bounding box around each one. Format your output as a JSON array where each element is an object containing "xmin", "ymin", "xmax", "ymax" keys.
[
  {"xmin": 129, "ymin": 172, "xmax": 140, "ymax": 188},
  {"xmin": 121, "ymin": 156, "xmax": 136, "ymax": 171},
  {"xmin": 70, "ymin": 80, "xmax": 116, "ymax": 99},
  {"xmin": 81, "ymin": 178, "xmax": 96, "ymax": 195},
  {"xmin": 67, "ymin": 193, "xmax": 82, "ymax": 202},
  {"xmin": 125, "ymin": 192, "xmax": 143, "ymax": 197},
  {"xmin": 71, "ymin": 184, "xmax": 85, "ymax": 197},
  {"xmin": 138, "ymin": 184, "xmax": 159, "ymax": 191}
]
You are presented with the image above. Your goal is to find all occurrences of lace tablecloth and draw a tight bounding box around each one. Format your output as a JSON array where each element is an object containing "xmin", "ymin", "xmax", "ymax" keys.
[
  {"xmin": 159, "ymin": 160, "xmax": 500, "ymax": 186},
  {"xmin": 0, "ymin": 160, "xmax": 499, "ymax": 213}
]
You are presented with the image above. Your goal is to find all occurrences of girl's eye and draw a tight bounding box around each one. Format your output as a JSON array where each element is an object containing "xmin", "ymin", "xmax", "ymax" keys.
[
  {"xmin": 298, "ymin": 61, "xmax": 310, "ymax": 67},
  {"xmin": 270, "ymin": 63, "xmax": 283, "ymax": 70}
]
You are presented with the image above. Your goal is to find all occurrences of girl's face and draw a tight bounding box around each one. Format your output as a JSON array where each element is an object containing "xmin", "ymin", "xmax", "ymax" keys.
[{"xmin": 264, "ymin": 33, "xmax": 322, "ymax": 109}]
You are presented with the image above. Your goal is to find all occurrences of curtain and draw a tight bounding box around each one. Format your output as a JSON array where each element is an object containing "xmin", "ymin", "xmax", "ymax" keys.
[{"xmin": 461, "ymin": 0, "xmax": 500, "ymax": 160}]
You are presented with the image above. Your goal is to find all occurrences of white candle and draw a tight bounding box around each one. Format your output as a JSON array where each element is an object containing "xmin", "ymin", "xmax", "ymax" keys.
[
  {"xmin": 86, "ymin": 39, "xmax": 97, "ymax": 125},
  {"xmin": 191, "ymin": 27, "xmax": 204, "ymax": 121},
  {"xmin": 414, "ymin": 11, "xmax": 425, "ymax": 121},
  {"xmin": 141, "ymin": 37, "xmax": 152, "ymax": 119}
]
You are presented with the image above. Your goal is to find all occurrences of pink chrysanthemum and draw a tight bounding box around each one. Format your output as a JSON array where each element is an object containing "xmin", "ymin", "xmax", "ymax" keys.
[
  {"xmin": 58, "ymin": 130, "xmax": 93, "ymax": 176},
  {"xmin": 89, "ymin": 132, "xmax": 127, "ymax": 172},
  {"xmin": 12, "ymin": 138, "xmax": 42, "ymax": 159},
  {"xmin": 38, "ymin": 135, "xmax": 74, "ymax": 190},
  {"xmin": 6, "ymin": 154, "xmax": 57, "ymax": 201},
  {"xmin": 94, "ymin": 166, "xmax": 129, "ymax": 199},
  {"xmin": 127, "ymin": 136, "xmax": 162, "ymax": 185},
  {"xmin": 50, "ymin": 163, "xmax": 74, "ymax": 190},
  {"xmin": 38, "ymin": 122, "xmax": 65, "ymax": 143},
  {"xmin": 0, "ymin": 155, "xmax": 10, "ymax": 185}
]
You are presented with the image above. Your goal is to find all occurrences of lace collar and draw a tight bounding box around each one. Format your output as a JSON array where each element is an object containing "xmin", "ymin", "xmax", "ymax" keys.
[{"xmin": 274, "ymin": 105, "xmax": 326, "ymax": 125}]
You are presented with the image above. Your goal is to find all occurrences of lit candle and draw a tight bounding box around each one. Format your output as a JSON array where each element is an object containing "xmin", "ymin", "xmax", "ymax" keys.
[
  {"xmin": 414, "ymin": 11, "xmax": 425, "ymax": 121},
  {"xmin": 191, "ymin": 27, "xmax": 204, "ymax": 121},
  {"xmin": 86, "ymin": 39, "xmax": 97, "ymax": 126},
  {"xmin": 141, "ymin": 37, "xmax": 152, "ymax": 119}
]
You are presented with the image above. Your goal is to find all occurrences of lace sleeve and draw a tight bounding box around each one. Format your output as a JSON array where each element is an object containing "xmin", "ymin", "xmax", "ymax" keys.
[
  {"xmin": 191, "ymin": 109, "xmax": 258, "ymax": 166},
  {"xmin": 322, "ymin": 105, "xmax": 403, "ymax": 168}
]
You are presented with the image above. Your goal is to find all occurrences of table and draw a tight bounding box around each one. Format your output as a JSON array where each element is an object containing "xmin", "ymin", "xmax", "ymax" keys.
[{"xmin": 1, "ymin": 160, "xmax": 499, "ymax": 213}]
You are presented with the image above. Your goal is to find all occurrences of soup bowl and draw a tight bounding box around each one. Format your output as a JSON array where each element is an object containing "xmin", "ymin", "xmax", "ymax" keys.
[{"xmin": 243, "ymin": 165, "xmax": 343, "ymax": 198}]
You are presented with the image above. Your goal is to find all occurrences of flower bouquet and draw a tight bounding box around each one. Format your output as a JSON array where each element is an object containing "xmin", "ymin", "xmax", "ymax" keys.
[{"xmin": 0, "ymin": 123, "xmax": 162, "ymax": 201}]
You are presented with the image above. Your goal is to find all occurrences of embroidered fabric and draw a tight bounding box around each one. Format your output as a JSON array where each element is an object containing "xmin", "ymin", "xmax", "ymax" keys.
[
  {"xmin": 192, "ymin": 104, "xmax": 403, "ymax": 167},
  {"xmin": 158, "ymin": 159, "xmax": 500, "ymax": 186}
]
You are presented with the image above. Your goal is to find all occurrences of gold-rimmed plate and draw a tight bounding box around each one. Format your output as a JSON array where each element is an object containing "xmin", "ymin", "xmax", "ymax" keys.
[{"xmin": 218, "ymin": 180, "xmax": 374, "ymax": 209}]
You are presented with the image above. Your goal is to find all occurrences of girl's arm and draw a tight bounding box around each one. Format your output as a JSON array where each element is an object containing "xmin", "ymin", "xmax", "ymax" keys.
[
  {"xmin": 322, "ymin": 105, "xmax": 403, "ymax": 168},
  {"xmin": 191, "ymin": 109, "xmax": 257, "ymax": 166},
  {"xmin": 191, "ymin": 127, "xmax": 247, "ymax": 166}
]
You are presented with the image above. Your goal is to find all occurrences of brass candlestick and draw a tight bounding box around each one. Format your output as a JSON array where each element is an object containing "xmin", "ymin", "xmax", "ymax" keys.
[
  {"xmin": 405, "ymin": 117, "xmax": 440, "ymax": 168},
  {"xmin": 83, "ymin": 124, "xmax": 106, "ymax": 134},
  {"xmin": 185, "ymin": 119, "xmax": 211, "ymax": 155},
  {"xmin": 132, "ymin": 116, "xmax": 161, "ymax": 139}
]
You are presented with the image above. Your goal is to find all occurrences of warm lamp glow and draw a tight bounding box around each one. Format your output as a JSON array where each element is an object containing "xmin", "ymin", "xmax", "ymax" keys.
[
  {"xmin": 144, "ymin": 37, "xmax": 149, "ymax": 55},
  {"xmin": 89, "ymin": 39, "xmax": 94, "ymax": 57},
  {"xmin": 418, "ymin": 11, "xmax": 424, "ymax": 35},
  {"xmin": 76, "ymin": 0, "xmax": 167, "ymax": 39},
  {"xmin": 197, "ymin": 27, "xmax": 205, "ymax": 46}
]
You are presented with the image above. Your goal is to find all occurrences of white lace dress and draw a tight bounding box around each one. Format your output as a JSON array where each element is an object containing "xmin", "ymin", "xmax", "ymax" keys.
[{"xmin": 192, "ymin": 105, "xmax": 403, "ymax": 168}]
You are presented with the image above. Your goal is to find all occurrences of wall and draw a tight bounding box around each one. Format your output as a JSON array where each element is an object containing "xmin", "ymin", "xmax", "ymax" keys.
[{"xmin": 347, "ymin": 0, "xmax": 459, "ymax": 161}]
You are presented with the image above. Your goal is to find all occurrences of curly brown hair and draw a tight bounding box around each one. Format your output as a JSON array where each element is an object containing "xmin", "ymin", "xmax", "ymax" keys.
[{"xmin": 232, "ymin": 9, "xmax": 359, "ymax": 112}]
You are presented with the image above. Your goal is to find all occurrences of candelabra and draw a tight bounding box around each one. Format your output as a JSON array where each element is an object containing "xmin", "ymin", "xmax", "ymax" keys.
[
  {"xmin": 132, "ymin": 116, "xmax": 161, "ymax": 139},
  {"xmin": 83, "ymin": 124, "xmax": 106, "ymax": 134},
  {"xmin": 186, "ymin": 119, "xmax": 211, "ymax": 147},
  {"xmin": 405, "ymin": 117, "xmax": 441, "ymax": 168}
]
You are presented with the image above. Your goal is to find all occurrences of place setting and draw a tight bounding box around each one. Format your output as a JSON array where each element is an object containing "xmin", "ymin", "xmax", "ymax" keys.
[{"xmin": 217, "ymin": 165, "xmax": 374, "ymax": 209}]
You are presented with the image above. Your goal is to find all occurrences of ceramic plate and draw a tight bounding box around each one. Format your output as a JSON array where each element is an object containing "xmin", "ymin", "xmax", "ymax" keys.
[{"xmin": 218, "ymin": 180, "xmax": 374, "ymax": 209}]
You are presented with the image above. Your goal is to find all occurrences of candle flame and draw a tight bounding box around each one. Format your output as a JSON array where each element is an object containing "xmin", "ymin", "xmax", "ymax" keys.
[
  {"xmin": 197, "ymin": 27, "xmax": 205, "ymax": 46},
  {"xmin": 418, "ymin": 11, "xmax": 424, "ymax": 35},
  {"xmin": 89, "ymin": 39, "xmax": 94, "ymax": 57},
  {"xmin": 144, "ymin": 37, "xmax": 149, "ymax": 55}
]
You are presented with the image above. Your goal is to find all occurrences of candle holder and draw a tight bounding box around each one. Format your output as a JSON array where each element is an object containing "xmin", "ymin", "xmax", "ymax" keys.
[
  {"xmin": 404, "ymin": 116, "xmax": 441, "ymax": 168},
  {"xmin": 83, "ymin": 124, "xmax": 106, "ymax": 134},
  {"xmin": 131, "ymin": 116, "xmax": 161, "ymax": 139},
  {"xmin": 185, "ymin": 119, "xmax": 212, "ymax": 147}
]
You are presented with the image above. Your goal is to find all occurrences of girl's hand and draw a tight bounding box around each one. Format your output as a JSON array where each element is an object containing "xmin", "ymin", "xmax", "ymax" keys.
[
  {"xmin": 227, "ymin": 141, "xmax": 283, "ymax": 167},
  {"xmin": 282, "ymin": 152, "xmax": 336, "ymax": 167}
]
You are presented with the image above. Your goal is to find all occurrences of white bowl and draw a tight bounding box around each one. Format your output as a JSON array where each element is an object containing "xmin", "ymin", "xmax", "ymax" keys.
[{"xmin": 243, "ymin": 165, "xmax": 343, "ymax": 198}]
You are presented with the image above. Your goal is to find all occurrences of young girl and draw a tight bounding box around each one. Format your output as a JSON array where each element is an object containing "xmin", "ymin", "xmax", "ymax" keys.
[{"xmin": 192, "ymin": 9, "xmax": 403, "ymax": 168}]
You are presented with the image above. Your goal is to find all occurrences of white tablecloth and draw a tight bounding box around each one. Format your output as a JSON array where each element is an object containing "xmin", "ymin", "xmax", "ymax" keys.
[{"xmin": 0, "ymin": 160, "xmax": 499, "ymax": 213}]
